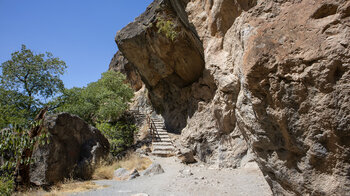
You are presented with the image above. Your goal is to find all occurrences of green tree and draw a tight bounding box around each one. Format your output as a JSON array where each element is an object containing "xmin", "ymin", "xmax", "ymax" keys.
[
  {"xmin": 96, "ymin": 120, "xmax": 137, "ymax": 156},
  {"xmin": 56, "ymin": 71, "xmax": 134, "ymax": 125},
  {"xmin": 0, "ymin": 87, "xmax": 29, "ymax": 128},
  {"xmin": 0, "ymin": 45, "xmax": 66, "ymax": 127}
]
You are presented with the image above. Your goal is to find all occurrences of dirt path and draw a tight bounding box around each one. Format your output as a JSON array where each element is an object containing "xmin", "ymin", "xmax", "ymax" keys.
[{"xmin": 73, "ymin": 156, "xmax": 272, "ymax": 196}]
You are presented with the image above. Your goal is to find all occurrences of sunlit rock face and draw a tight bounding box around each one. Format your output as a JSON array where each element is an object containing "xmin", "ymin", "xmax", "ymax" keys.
[
  {"xmin": 114, "ymin": 0, "xmax": 350, "ymax": 195},
  {"xmin": 116, "ymin": 0, "xmax": 209, "ymax": 133}
]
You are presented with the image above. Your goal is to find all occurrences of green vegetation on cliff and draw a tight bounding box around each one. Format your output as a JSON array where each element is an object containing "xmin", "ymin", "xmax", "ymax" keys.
[{"xmin": 156, "ymin": 16, "xmax": 178, "ymax": 41}]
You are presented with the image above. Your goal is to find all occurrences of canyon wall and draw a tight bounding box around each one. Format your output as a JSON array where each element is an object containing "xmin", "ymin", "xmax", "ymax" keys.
[{"xmin": 113, "ymin": 0, "xmax": 350, "ymax": 195}]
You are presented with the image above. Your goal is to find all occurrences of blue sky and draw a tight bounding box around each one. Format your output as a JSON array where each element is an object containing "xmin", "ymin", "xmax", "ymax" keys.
[{"xmin": 0, "ymin": 0, "xmax": 153, "ymax": 88}]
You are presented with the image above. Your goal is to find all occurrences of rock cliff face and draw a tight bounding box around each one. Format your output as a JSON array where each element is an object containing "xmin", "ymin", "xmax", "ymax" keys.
[
  {"xmin": 114, "ymin": 0, "xmax": 350, "ymax": 195},
  {"xmin": 109, "ymin": 51, "xmax": 143, "ymax": 91}
]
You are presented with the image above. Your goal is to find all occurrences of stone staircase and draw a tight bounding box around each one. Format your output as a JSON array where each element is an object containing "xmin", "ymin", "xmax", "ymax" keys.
[
  {"xmin": 149, "ymin": 118, "xmax": 175, "ymax": 157},
  {"xmin": 130, "ymin": 109, "xmax": 175, "ymax": 157}
]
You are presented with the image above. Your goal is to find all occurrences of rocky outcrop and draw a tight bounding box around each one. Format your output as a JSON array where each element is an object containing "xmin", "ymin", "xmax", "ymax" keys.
[
  {"xmin": 177, "ymin": 147, "xmax": 196, "ymax": 164},
  {"xmin": 30, "ymin": 113, "xmax": 110, "ymax": 186},
  {"xmin": 109, "ymin": 51, "xmax": 143, "ymax": 91},
  {"xmin": 114, "ymin": 0, "xmax": 350, "ymax": 195},
  {"xmin": 116, "ymin": 0, "xmax": 211, "ymax": 132}
]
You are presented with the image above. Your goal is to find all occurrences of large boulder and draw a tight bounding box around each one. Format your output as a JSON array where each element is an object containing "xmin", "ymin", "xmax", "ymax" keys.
[
  {"xmin": 29, "ymin": 113, "xmax": 110, "ymax": 186},
  {"xmin": 116, "ymin": 0, "xmax": 208, "ymax": 132}
]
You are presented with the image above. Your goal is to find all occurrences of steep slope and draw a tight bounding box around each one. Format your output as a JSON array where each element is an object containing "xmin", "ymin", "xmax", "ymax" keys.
[{"xmin": 113, "ymin": 0, "xmax": 350, "ymax": 195}]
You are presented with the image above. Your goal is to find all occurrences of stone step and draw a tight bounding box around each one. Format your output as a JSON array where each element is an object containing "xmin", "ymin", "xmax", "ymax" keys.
[
  {"xmin": 149, "ymin": 130, "xmax": 167, "ymax": 133},
  {"xmin": 155, "ymin": 137, "xmax": 170, "ymax": 141},
  {"xmin": 152, "ymin": 142, "xmax": 173, "ymax": 146},
  {"xmin": 156, "ymin": 131, "xmax": 168, "ymax": 134},
  {"xmin": 152, "ymin": 149, "xmax": 174, "ymax": 154},
  {"xmin": 154, "ymin": 137, "xmax": 170, "ymax": 140},
  {"xmin": 151, "ymin": 123, "xmax": 164, "ymax": 126},
  {"xmin": 153, "ymin": 132, "xmax": 168, "ymax": 135},
  {"xmin": 154, "ymin": 129, "xmax": 167, "ymax": 132},
  {"xmin": 156, "ymin": 135, "xmax": 170, "ymax": 138},
  {"xmin": 158, "ymin": 138, "xmax": 172, "ymax": 142},
  {"xmin": 153, "ymin": 145, "xmax": 175, "ymax": 151},
  {"xmin": 152, "ymin": 150, "xmax": 175, "ymax": 157},
  {"xmin": 148, "ymin": 129, "xmax": 167, "ymax": 133},
  {"xmin": 155, "ymin": 136, "xmax": 170, "ymax": 140},
  {"xmin": 151, "ymin": 138, "xmax": 172, "ymax": 142}
]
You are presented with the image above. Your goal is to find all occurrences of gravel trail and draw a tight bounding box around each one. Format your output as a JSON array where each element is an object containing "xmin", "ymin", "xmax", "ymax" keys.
[{"xmin": 72, "ymin": 156, "xmax": 272, "ymax": 196}]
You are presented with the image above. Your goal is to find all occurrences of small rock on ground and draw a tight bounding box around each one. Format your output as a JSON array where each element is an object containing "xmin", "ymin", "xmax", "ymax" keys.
[
  {"xmin": 142, "ymin": 163, "xmax": 164, "ymax": 176},
  {"xmin": 128, "ymin": 169, "xmax": 140, "ymax": 180},
  {"xmin": 114, "ymin": 168, "xmax": 129, "ymax": 180}
]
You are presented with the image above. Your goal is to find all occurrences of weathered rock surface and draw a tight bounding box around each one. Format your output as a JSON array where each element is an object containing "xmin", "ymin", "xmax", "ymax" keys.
[
  {"xmin": 114, "ymin": 168, "xmax": 129, "ymax": 180},
  {"xmin": 30, "ymin": 113, "xmax": 110, "ymax": 186},
  {"xmin": 114, "ymin": 0, "xmax": 350, "ymax": 195},
  {"xmin": 114, "ymin": 168, "xmax": 141, "ymax": 181},
  {"xmin": 109, "ymin": 51, "xmax": 143, "ymax": 91},
  {"xmin": 116, "ymin": 0, "xmax": 209, "ymax": 133},
  {"xmin": 142, "ymin": 163, "xmax": 165, "ymax": 176},
  {"xmin": 128, "ymin": 169, "xmax": 140, "ymax": 180},
  {"xmin": 177, "ymin": 147, "xmax": 196, "ymax": 164}
]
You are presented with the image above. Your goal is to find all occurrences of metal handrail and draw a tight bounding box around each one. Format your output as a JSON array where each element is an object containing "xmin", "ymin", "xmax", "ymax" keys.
[
  {"xmin": 146, "ymin": 114, "xmax": 159, "ymax": 142},
  {"xmin": 130, "ymin": 108, "xmax": 159, "ymax": 142}
]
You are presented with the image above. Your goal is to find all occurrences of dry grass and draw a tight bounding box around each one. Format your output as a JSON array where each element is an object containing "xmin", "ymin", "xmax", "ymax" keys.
[
  {"xmin": 14, "ymin": 180, "xmax": 105, "ymax": 196},
  {"xmin": 92, "ymin": 153, "xmax": 152, "ymax": 180},
  {"xmin": 92, "ymin": 162, "xmax": 119, "ymax": 180},
  {"xmin": 119, "ymin": 153, "xmax": 152, "ymax": 171},
  {"xmin": 15, "ymin": 154, "xmax": 152, "ymax": 195}
]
